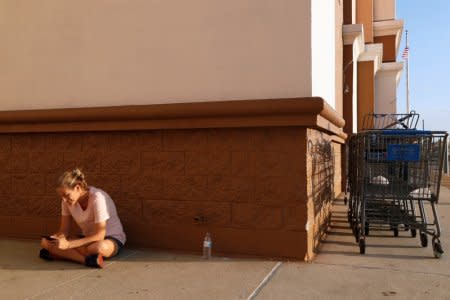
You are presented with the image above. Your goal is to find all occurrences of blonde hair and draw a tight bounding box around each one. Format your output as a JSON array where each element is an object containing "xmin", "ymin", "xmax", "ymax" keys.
[{"xmin": 58, "ymin": 168, "xmax": 88, "ymax": 190}]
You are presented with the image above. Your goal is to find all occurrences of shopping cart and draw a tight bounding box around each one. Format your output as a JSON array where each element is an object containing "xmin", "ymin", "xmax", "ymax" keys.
[{"xmin": 347, "ymin": 113, "xmax": 448, "ymax": 257}]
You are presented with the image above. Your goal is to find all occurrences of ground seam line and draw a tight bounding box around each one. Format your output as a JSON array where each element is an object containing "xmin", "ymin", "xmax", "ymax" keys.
[
  {"xmin": 25, "ymin": 250, "xmax": 139, "ymax": 300},
  {"xmin": 314, "ymin": 261, "xmax": 450, "ymax": 278},
  {"xmin": 246, "ymin": 261, "xmax": 283, "ymax": 300}
]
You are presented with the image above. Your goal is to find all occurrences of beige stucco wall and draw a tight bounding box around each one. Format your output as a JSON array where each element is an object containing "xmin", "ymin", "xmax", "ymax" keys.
[
  {"xmin": 374, "ymin": 62, "xmax": 402, "ymax": 114},
  {"xmin": 311, "ymin": 0, "xmax": 336, "ymax": 109},
  {"xmin": 373, "ymin": 0, "xmax": 396, "ymax": 21},
  {"xmin": 334, "ymin": 0, "xmax": 344, "ymax": 117},
  {"xmin": 0, "ymin": 0, "xmax": 312, "ymax": 111}
]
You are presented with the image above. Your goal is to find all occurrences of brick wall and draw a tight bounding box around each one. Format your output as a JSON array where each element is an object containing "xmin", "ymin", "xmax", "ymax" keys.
[
  {"xmin": 442, "ymin": 174, "xmax": 450, "ymax": 189},
  {"xmin": 305, "ymin": 129, "xmax": 342, "ymax": 260},
  {"xmin": 0, "ymin": 127, "xmax": 315, "ymax": 258}
]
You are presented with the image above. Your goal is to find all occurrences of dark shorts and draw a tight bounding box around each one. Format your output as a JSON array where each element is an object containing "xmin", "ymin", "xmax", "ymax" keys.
[{"xmin": 105, "ymin": 236, "xmax": 124, "ymax": 256}]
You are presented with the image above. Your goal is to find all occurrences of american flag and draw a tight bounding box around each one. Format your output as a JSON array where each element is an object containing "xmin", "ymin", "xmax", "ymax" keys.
[{"xmin": 402, "ymin": 46, "xmax": 409, "ymax": 60}]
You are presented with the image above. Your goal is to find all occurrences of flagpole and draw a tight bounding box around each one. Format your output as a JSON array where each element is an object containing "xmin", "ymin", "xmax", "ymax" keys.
[{"xmin": 405, "ymin": 30, "xmax": 410, "ymax": 114}]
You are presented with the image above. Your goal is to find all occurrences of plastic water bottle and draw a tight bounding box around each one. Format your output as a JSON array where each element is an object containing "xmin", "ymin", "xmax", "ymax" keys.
[{"xmin": 202, "ymin": 232, "xmax": 212, "ymax": 259}]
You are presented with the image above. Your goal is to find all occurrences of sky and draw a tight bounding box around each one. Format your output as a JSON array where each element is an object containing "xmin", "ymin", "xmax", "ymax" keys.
[{"xmin": 396, "ymin": 0, "xmax": 450, "ymax": 132}]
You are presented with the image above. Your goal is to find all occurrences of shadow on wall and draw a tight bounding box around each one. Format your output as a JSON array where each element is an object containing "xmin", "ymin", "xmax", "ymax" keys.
[{"xmin": 308, "ymin": 136, "xmax": 335, "ymax": 254}]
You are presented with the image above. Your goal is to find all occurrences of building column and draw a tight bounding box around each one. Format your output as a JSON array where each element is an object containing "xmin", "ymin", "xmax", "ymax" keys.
[
  {"xmin": 373, "ymin": 19, "xmax": 404, "ymax": 63},
  {"xmin": 342, "ymin": 24, "xmax": 364, "ymax": 193},
  {"xmin": 343, "ymin": 0, "xmax": 356, "ymax": 25},
  {"xmin": 343, "ymin": 24, "xmax": 364, "ymax": 135},
  {"xmin": 374, "ymin": 62, "xmax": 403, "ymax": 114},
  {"xmin": 356, "ymin": 0, "xmax": 374, "ymax": 43},
  {"xmin": 357, "ymin": 44, "xmax": 383, "ymax": 131}
]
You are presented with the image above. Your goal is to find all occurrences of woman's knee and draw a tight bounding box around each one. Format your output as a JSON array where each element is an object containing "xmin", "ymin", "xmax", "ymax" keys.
[{"xmin": 87, "ymin": 240, "xmax": 115, "ymax": 257}]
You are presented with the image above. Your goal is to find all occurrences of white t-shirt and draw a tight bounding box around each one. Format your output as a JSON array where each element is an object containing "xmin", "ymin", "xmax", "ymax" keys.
[{"xmin": 61, "ymin": 186, "xmax": 126, "ymax": 244}]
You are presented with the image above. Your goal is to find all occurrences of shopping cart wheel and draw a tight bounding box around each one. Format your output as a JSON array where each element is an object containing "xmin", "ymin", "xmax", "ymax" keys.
[
  {"xmin": 410, "ymin": 229, "xmax": 417, "ymax": 238},
  {"xmin": 420, "ymin": 232, "xmax": 428, "ymax": 247},
  {"xmin": 432, "ymin": 238, "xmax": 443, "ymax": 259},
  {"xmin": 359, "ymin": 239, "xmax": 366, "ymax": 254},
  {"xmin": 354, "ymin": 228, "xmax": 360, "ymax": 243},
  {"xmin": 393, "ymin": 227, "xmax": 399, "ymax": 237},
  {"xmin": 364, "ymin": 223, "xmax": 370, "ymax": 236}
]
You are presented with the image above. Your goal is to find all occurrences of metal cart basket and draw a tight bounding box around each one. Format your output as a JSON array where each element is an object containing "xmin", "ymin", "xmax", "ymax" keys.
[{"xmin": 347, "ymin": 113, "xmax": 448, "ymax": 257}]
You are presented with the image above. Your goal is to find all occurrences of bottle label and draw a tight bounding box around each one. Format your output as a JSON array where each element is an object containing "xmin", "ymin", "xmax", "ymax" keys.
[{"xmin": 203, "ymin": 241, "xmax": 211, "ymax": 248}]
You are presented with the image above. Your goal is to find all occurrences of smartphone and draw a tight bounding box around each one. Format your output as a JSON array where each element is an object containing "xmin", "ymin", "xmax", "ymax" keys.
[{"xmin": 41, "ymin": 235, "xmax": 57, "ymax": 241}]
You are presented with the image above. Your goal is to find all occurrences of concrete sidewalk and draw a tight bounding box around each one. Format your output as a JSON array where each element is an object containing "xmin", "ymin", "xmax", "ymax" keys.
[
  {"xmin": 257, "ymin": 187, "xmax": 450, "ymax": 300},
  {"xmin": 2, "ymin": 187, "xmax": 450, "ymax": 299}
]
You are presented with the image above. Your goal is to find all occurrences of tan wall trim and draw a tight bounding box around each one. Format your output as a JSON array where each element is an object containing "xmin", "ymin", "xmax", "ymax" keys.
[
  {"xmin": 331, "ymin": 134, "xmax": 346, "ymax": 144},
  {"xmin": 373, "ymin": 19, "xmax": 404, "ymax": 54},
  {"xmin": 0, "ymin": 98, "xmax": 346, "ymax": 138},
  {"xmin": 343, "ymin": 45, "xmax": 354, "ymax": 135}
]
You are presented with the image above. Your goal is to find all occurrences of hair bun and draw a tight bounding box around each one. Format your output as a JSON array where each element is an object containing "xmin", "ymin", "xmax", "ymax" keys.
[{"xmin": 72, "ymin": 168, "xmax": 84, "ymax": 180}]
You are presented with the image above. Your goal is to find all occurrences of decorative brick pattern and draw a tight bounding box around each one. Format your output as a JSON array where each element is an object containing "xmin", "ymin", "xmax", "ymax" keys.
[
  {"xmin": 121, "ymin": 172, "xmax": 164, "ymax": 199},
  {"xmin": 284, "ymin": 205, "xmax": 308, "ymax": 231},
  {"xmin": 0, "ymin": 174, "xmax": 12, "ymax": 197},
  {"xmin": 108, "ymin": 132, "xmax": 162, "ymax": 152},
  {"xmin": 141, "ymin": 151, "xmax": 185, "ymax": 176},
  {"xmin": 0, "ymin": 153, "xmax": 10, "ymax": 172},
  {"xmin": 333, "ymin": 142, "xmax": 343, "ymax": 197},
  {"xmin": 255, "ymin": 176, "xmax": 305, "ymax": 204},
  {"xmin": 185, "ymin": 151, "xmax": 231, "ymax": 176},
  {"xmin": 232, "ymin": 203, "xmax": 283, "ymax": 229},
  {"xmin": 115, "ymin": 198, "xmax": 143, "ymax": 221},
  {"xmin": 26, "ymin": 196, "xmax": 60, "ymax": 217},
  {"xmin": 48, "ymin": 133, "xmax": 83, "ymax": 153},
  {"xmin": 252, "ymin": 151, "xmax": 304, "ymax": 176},
  {"xmin": 80, "ymin": 132, "xmax": 110, "ymax": 152},
  {"xmin": 12, "ymin": 174, "xmax": 46, "ymax": 197},
  {"xmin": 89, "ymin": 174, "xmax": 122, "ymax": 200},
  {"xmin": 207, "ymin": 128, "xmax": 254, "ymax": 151},
  {"xmin": 163, "ymin": 129, "xmax": 207, "ymax": 151},
  {"xmin": 64, "ymin": 151, "xmax": 104, "ymax": 174},
  {"xmin": 163, "ymin": 176, "xmax": 208, "ymax": 201},
  {"xmin": 0, "ymin": 135, "xmax": 11, "ymax": 152},
  {"xmin": 10, "ymin": 153, "xmax": 30, "ymax": 173},
  {"xmin": 0, "ymin": 152, "xmax": 29, "ymax": 173},
  {"xmin": 29, "ymin": 152, "xmax": 64, "ymax": 173},
  {"xmin": 253, "ymin": 127, "xmax": 304, "ymax": 151},
  {"xmin": 143, "ymin": 200, "xmax": 231, "ymax": 227},
  {"xmin": 8, "ymin": 216, "xmax": 47, "ymax": 239},
  {"xmin": 208, "ymin": 176, "xmax": 254, "ymax": 203},
  {"xmin": 305, "ymin": 129, "xmax": 342, "ymax": 260},
  {"xmin": 102, "ymin": 151, "xmax": 141, "ymax": 174},
  {"xmin": 12, "ymin": 134, "xmax": 58, "ymax": 152},
  {"xmin": 0, "ymin": 127, "xmax": 342, "ymax": 259},
  {"xmin": 231, "ymin": 151, "xmax": 251, "ymax": 176}
]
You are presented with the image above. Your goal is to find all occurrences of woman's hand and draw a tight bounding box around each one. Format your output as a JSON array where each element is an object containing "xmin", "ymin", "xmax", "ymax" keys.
[
  {"xmin": 54, "ymin": 236, "xmax": 70, "ymax": 250},
  {"xmin": 52, "ymin": 233, "xmax": 66, "ymax": 239}
]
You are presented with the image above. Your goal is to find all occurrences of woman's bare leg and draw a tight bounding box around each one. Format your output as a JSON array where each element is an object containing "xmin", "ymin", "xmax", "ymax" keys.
[
  {"xmin": 40, "ymin": 238, "xmax": 117, "ymax": 266},
  {"xmin": 86, "ymin": 240, "xmax": 118, "ymax": 258},
  {"xmin": 40, "ymin": 238, "xmax": 87, "ymax": 264}
]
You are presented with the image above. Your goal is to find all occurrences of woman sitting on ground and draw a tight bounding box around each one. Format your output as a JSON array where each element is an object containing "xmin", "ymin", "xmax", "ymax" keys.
[{"xmin": 40, "ymin": 168, "xmax": 126, "ymax": 268}]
